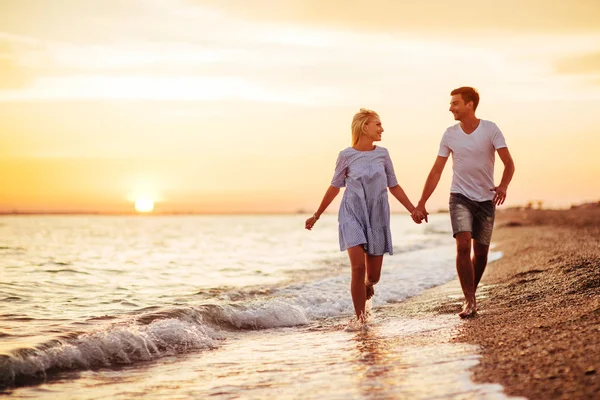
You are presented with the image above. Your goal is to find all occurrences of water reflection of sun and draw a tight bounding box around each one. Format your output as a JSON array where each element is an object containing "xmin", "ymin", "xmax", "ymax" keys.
[{"xmin": 134, "ymin": 197, "xmax": 154, "ymax": 213}]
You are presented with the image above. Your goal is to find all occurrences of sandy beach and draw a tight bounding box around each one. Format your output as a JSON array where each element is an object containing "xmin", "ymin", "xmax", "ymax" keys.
[{"xmin": 427, "ymin": 206, "xmax": 600, "ymax": 399}]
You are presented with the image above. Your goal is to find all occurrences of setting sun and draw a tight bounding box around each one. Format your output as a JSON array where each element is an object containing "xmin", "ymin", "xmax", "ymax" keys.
[{"xmin": 134, "ymin": 198, "xmax": 154, "ymax": 213}]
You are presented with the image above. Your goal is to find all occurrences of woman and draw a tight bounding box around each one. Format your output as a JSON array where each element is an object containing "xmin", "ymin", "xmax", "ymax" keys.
[{"xmin": 305, "ymin": 108, "xmax": 423, "ymax": 322}]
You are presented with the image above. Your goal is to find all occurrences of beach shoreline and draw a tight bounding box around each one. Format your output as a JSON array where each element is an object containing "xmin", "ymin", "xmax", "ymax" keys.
[{"xmin": 426, "ymin": 207, "xmax": 600, "ymax": 399}]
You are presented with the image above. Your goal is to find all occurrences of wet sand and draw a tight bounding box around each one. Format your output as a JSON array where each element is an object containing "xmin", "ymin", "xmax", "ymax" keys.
[{"xmin": 420, "ymin": 207, "xmax": 600, "ymax": 399}]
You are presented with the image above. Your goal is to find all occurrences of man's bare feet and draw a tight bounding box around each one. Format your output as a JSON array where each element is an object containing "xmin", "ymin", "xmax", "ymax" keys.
[
  {"xmin": 365, "ymin": 284, "xmax": 374, "ymax": 300},
  {"xmin": 458, "ymin": 301, "xmax": 477, "ymax": 319}
]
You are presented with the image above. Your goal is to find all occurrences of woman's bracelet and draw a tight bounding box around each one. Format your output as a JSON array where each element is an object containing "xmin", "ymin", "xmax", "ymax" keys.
[{"xmin": 312, "ymin": 214, "xmax": 320, "ymax": 220}]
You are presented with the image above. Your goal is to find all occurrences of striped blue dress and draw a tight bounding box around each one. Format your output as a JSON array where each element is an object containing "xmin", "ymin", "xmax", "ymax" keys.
[{"xmin": 331, "ymin": 146, "xmax": 398, "ymax": 255}]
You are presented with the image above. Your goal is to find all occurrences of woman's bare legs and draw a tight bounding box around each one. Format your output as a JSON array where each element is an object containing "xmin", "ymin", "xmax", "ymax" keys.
[
  {"xmin": 347, "ymin": 246, "xmax": 385, "ymax": 319},
  {"xmin": 347, "ymin": 245, "xmax": 368, "ymax": 320},
  {"xmin": 365, "ymin": 254, "xmax": 383, "ymax": 300}
]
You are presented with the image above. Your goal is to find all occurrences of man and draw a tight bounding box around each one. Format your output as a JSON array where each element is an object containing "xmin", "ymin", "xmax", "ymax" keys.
[{"xmin": 413, "ymin": 87, "xmax": 515, "ymax": 318}]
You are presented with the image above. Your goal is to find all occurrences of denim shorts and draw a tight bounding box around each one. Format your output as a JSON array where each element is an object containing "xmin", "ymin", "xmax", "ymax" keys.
[{"xmin": 449, "ymin": 193, "xmax": 496, "ymax": 245}]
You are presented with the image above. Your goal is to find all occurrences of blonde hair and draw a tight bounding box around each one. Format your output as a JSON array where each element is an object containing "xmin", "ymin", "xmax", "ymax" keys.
[{"xmin": 351, "ymin": 108, "xmax": 379, "ymax": 146}]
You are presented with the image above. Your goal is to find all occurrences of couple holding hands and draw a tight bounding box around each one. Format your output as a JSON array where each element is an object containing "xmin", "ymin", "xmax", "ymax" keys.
[{"xmin": 305, "ymin": 86, "xmax": 515, "ymax": 321}]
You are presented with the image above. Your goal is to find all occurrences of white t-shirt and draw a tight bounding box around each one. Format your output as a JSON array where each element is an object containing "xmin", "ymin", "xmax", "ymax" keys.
[{"xmin": 438, "ymin": 119, "xmax": 507, "ymax": 202}]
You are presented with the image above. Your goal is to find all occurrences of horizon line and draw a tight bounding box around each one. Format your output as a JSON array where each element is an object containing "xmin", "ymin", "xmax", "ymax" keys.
[{"xmin": 0, "ymin": 210, "xmax": 445, "ymax": 216}]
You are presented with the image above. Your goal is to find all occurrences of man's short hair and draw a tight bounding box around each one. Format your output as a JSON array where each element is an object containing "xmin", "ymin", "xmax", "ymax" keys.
[{"xmin": 451, "ymin": 87, "xmax": 480, "ymax": 111}]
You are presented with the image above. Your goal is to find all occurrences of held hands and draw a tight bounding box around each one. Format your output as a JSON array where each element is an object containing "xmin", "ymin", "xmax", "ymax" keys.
[
  {"xmin": 411, "ymin": 204, "xmax": 429, "ymax": 224},
  {"xmin": 490, "ymin": 185, "xmax": 508, "ymax": 206},
  {"xmin": 305, "ymin": 214, "xmax": 319, "ymax": 230}
]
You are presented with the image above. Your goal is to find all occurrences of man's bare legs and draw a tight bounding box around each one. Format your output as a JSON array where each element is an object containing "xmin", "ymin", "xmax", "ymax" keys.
[
  {"xmin": 473, "ymin": 241, "xmax": 490, "ymax": 291},
  {"xmin": 365, "ymin": 254, "xmax": 383, "ymax": 300},
  {"xmin": 455, "ymin": 232, "xmax": 476, "ymax": 318}
]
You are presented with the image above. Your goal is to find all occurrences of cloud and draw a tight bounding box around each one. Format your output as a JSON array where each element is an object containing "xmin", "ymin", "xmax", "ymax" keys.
[
  {"xmin": 0, "ymin": 35, "xmax": 36, "ymax": 89},
  {"xmin": 0, "ymin": 74, "xmax": 339, "ymax": 105},
  {"xmin": 0, "ymin": 0, "xmax": 599, "ymax": 103},
  {"xmin": 555, "ymin": 51, "xmax": 600, "ymax": 75},
  {"xmin": 0, "ymin": 0, "xmax": 153, "ymax": 42},
  {"xmin": 0, "ymin": 58, "xmax": 29, "ymax": 89},
  {"xmin": 191, "ymin": 0, "xmax": 600, "ymax": 34}
]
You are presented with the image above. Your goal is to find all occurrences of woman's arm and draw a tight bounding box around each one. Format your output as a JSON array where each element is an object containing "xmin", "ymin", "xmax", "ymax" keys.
[
  {"xmin": 388, "ymin": 185, "xmax": 416, "ymax": 214},
  {"xmin": 305, "ymin": 185, "xmax": 341, "ymax": 230}
]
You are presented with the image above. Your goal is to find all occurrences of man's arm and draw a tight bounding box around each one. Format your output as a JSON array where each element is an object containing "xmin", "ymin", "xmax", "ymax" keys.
[
  {"xmin": 490, "ymin": 147, "xmax": 515, "ymax": 206},
  {"xmin": 415, "ymin": 156, "xmax": 449, "ymax": 222}
]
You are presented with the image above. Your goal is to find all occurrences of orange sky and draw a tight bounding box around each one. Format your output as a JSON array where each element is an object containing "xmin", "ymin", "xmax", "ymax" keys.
[{"xmin": 1, "ymin": 0, "xmax": 599, "ymax": 214}]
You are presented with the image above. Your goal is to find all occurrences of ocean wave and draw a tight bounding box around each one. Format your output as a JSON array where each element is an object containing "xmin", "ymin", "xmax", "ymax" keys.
[
  {"xmin": 0, "ymin": 299, "xmax": 314, "ymax": 389},
  {"xmin": 38, "ymin": 261, "xmax": 72, "ymax": 267},
  {"xmin": 43, "ymin": 269, "xmax": 91, "ymax": 275},
  {"xmin": 0, "ymin": 312, "xmax": 218, "ymax": 389},
  {"xmin": 0, "ymin": 245, "xmax": 484, "ymax": 390},
  {"xmin": 0, "ymin": 245, "xmax": 26, "ymax": 254},
  {"xmin": 1, "ymin": 296, "xmax": 22, "ymax": 302}
]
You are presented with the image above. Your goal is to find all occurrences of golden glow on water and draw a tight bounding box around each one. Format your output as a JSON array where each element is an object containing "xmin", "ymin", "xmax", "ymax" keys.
[{"xmin": 10, "ymin": 316, "xmax": 510, "ymax": 400}]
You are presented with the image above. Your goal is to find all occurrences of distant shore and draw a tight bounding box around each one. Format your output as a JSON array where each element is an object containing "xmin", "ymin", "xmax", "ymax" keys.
[
  {"xmin": 1, "ymin": 201, "xmax": 597, "ymax": 216},
  {"xmin": 443, "ymin": 208, "xmax": 600, "ymax": 399},
  {"xmin": 0, "ymin": 209, "xmax": 566, "ymax": 217}
]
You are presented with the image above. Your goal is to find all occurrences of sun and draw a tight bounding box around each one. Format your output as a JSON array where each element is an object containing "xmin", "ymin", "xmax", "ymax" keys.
[{"xmin": 134, "ymin": 197, "xmax": 155, "ymax": 213}]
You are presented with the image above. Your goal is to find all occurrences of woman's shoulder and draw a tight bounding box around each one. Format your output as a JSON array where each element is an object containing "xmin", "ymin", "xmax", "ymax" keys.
[
  {"xmin": 339, "ymin": 146, "xmax": 389, "ymax": 155},
  {"xmin": 373, "ymin": 145, "xmax": 390, "ymax": 156},
  {"xmin": 339, "ymin": 147, "xmax": 355, "ymax": 155}
]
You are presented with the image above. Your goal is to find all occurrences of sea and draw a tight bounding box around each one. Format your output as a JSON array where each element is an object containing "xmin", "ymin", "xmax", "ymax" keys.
[{"xmin": 0, "ymin": 214, "xmax": 521, "ymax": 399}]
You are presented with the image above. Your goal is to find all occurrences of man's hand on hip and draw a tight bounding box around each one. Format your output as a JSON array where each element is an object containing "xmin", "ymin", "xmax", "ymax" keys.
[{"xmin": 490, "ymin": 185, "xmax": 507, "ymax": 206}]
